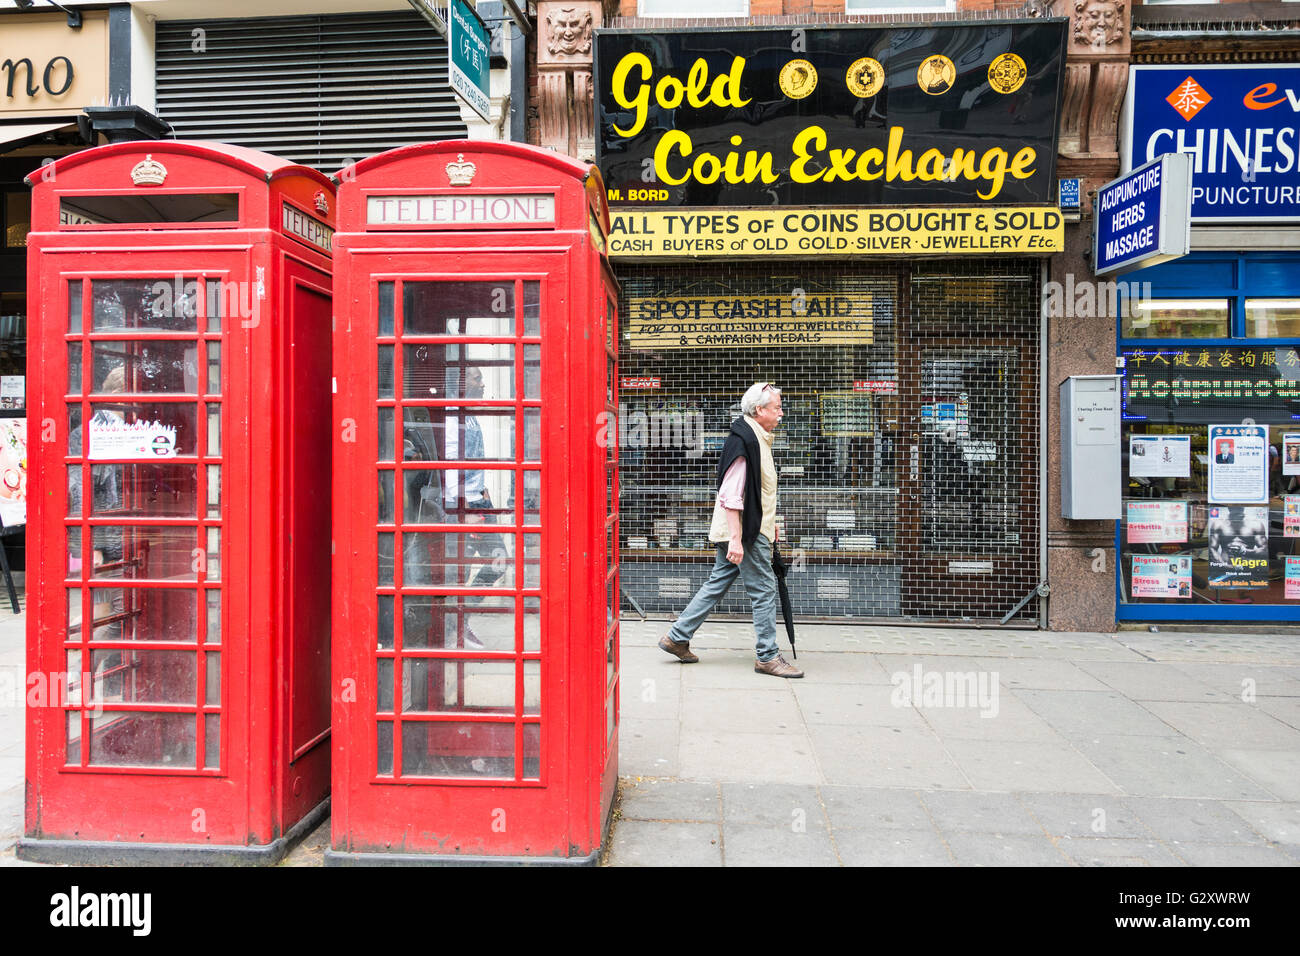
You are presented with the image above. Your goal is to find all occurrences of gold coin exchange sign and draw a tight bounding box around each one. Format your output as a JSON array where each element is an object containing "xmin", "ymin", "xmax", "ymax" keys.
[{"xmin": 608, "ymin": 207, "xmax": 1064, "ymax": 259}]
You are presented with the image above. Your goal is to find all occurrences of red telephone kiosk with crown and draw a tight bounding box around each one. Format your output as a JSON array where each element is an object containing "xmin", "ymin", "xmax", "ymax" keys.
[
  {"xmin": 329, "ymin": 141, "xmax": 621, "ymax": 863},
  {"xmin": 22, "ymin": 141, "xmax": 335, "ymax": 863}
]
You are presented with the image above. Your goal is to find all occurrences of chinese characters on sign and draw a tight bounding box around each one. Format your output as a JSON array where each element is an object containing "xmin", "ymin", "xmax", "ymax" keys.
[
  {"xmin": 448, "ymin": 0, "xmax": 491, "ymax": 122},
  {"xmin": 1123, "ymin": 348, "xmax": 1300, "ymax": 424}
]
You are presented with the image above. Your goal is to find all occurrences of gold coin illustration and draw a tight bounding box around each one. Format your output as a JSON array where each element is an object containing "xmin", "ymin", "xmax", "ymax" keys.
[
  {"xmin": 917, "ymin": 54, "xmax": 956, "ymax": 96},
  {"xmin": 846, "ymin": 57, "xmax": 885, "ymax": 98},
  {"xmin": 779, "ymin": 59, "xmax": 818, "ymax": 100},
  {"xmin": 988, "ymin": 53, "xmax": 1027, "ymax": 94}
]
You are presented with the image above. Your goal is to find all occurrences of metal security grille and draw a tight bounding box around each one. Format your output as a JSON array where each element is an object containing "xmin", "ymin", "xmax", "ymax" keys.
[
  {"xmin": 155, "ymin": 12, "xmax": 467, "ymax": 171},
  {"xmin": 616, "ymin": 259, "xmax": 1042, "ymax": 625}
]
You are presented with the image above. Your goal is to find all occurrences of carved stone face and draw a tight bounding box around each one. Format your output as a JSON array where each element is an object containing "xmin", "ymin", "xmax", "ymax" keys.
[
  {"xmin": 547, "ymin": 8, "xmax": 593, "ymax": 56},
  {"xmin": 1075, "ymin": 0, "xmax": 1124, "ymax": 47}
]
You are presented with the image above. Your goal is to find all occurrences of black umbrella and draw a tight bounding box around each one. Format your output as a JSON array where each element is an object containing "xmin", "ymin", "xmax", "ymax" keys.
[{"xmin": 770, "ymin": 542, "xmax": 797, "ymax": 659}]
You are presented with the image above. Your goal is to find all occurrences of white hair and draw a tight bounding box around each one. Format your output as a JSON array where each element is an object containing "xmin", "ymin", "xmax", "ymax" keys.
[{"xmin": 740, "ymin": 382, "xmax": 780, "ymax": 417}]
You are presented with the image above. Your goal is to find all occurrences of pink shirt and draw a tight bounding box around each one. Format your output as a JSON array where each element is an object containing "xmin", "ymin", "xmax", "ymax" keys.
[{"xmin": 717, "ymin": 458, "xmax": 746, "ymax": 510}]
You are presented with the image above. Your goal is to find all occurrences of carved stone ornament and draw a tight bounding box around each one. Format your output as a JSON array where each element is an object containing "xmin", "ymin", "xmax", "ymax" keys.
[
  {"xmin": 536, "ymin": 1, "xmax": 601, "ymax": 68},
  {"xmin": 130, "ymin": 155, "xmax": 167, "ymax": 187},
  {"xmin": 1073, "ymin": 0, "xmax": 1126, "ymax": 51},
  {"xmin": 546, "ymin": 6, "xmax": 593, "ymax": 58},
  {"xmin": 446, "ymin": 153, "xmax": 477, "ymax": 187}
]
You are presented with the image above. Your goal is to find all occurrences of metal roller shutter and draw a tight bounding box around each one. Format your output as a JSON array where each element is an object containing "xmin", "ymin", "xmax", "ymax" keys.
[
  {"xmin": 617, "ymin": 258, "xmax": 1044, "ymax": 626},
  {"xmin": 155, "ymin": 12, "xmax": 468, "ymax": 171}
]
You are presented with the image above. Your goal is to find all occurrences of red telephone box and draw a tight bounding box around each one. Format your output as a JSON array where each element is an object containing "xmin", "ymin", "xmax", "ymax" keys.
[
  {"xmin": 329, "ymin": 142, "xmax": 619, "ymax": 863},
  {"xmin": 21, "ymin": 141, "xmax": 335, "ymax": 863}
]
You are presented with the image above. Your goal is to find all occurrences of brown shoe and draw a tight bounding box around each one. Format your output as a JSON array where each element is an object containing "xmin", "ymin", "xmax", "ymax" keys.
[
  {"xmin": 659, "ymin": 634, "xmax": 699, "ymax": 663},
  {"xmin": 754, "ymin": 655, "xmax": 803, "ymax": 678}
]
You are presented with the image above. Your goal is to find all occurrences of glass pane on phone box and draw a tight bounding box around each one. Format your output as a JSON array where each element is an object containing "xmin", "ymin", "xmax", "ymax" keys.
[
  {"xmin": 403, "ymin": 345, "xmax": 514, "ymax": 400},
  {"xmin": 89, "ymin": 463, "xmax": 198, "ymax": 517},
  {"xmin": 403, "ymin": 594, "xmax": 514, "ymax": 650},
  {"xmin": 400, "ymin": 721, "xmax": 513, "ymax": 779},
  {"xmin": 89, "ymin": 711, "xmax": 196, "ymax": 767},
  {"xmin": 403, "ymin": 282, "xmax": 515, "ymax": 336},
  {"xmin": 92, "ymin": 279, "xmax": 199, "ymax": 333},
  {"xmin": 88, "ymin": 588, "xmax": 197, "ymax": 642},
  {"xmin": 402, "ymin": 532, "xmax": 514, "ymax": 588},
  {"xmin": 92, "ymin": 340, "xmax": 199, "ymax": 394},
  {"xmin": 400, "ymin": 407, "xmax": 515, "ymax": 462}
]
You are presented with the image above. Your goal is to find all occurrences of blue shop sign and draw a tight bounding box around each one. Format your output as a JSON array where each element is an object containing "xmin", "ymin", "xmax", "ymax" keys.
[
  {"xmin": 1094, "ymin": 153, "xmax": 1192, "ymax": 276},
  {"xmin": 1059, "ymin": 178, "xmax": 1080, "ymax": 209},
  {"xmin": 1124, "ymin": 64, "xmax": 1300, "ymax": 222}
]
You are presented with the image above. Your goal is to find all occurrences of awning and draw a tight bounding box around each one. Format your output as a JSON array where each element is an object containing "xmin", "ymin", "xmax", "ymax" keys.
[{"xmin": 0, "ymin": 120, "xmax": 77, "ymax": 153}]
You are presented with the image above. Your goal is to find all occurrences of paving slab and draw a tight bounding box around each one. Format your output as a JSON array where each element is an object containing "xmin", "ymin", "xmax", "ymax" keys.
[
  {"xmin": 810, "ymin": 725, "xmax": 969, "ymax": 790},
  {"xmin": 678, "ymin": 730, "xmax": 820, "ymax": 784},
  {"xmin": 679, "ymin": 652, "xmax": 791, "ymax": 690},
  {"xmin": 941, "ymin": 738, "xmax": 1121, "ymax": 794},
  {"xmin": 1018, "ymin": 794, "xmax": 1153, "ymax": 840},
  {"xmin": 1056, "ymin": 837, "xmax": 1185, "ymax": 867},
  {"xmin": 721, "ymin": 822, "xmax": 838, "ymax": 867},
  {"xmin": 832, "ymin": 826, "xmax": 954, "ymax": 866},
  {"xmin": 780, "ymin": 651, "xmax": 894, "ymax": 684},
  {"xmin": 720, "ymin": 783, "xmax": 824, "ymax": 827},
  {"xmin": 1071, "ymin": 735, "xmax": 1277, "ymax": 800},
  {"xmin": 1139, "ymin": 701, "xmax": 1300, "ymax": 751},
  {"xmin": 619, "ymin": 672, "xmax": 681, "ymax": 723},
  {"xmin": 1073, "ymin": 660, "xmax": 1232, "ymax": 702},
  {"xmin": 1013, "ymin": 690, "xmax": 1181, "ymax": 738},
  {"xmin": 969, "ymin": 657, "xmax": 1115, "ymax": 692},
  {"xmin": 942, "ymin": 832, "xmax": 1073, "ymax": 867},
  {"xmin": 1254, "ymin": 696, "xmax": 1300, "ymax": 731},
  {"xmin": 1123, "ymin": 797, "xmax": 1265, "ymax": 844},
  {"xmin": 791, "ymin": 681, "xmax": 932, "ymax": 729},
  {"xmin": 918, "ymin": 790, "xmax": 1046, "ymax": 836},
  {"xmin": 618, "ymin": 718, "xmax": 679, "ymax": 777},
  {"xmin": 1120, "ymin": 633, "xmax": 1300, "ymax": 665},
  {"xmin": 617, "ymin": 779, "xmax": 719, "ymax": 823},
  {"xmin": 1221, "ymin": 800, "xmax": 1300, "ymax": 845},
  {"xmin": 681, "ymin": 686, "xmax": 803, "ymax": 735},
  {"xmin": 1214, "ymin": 749, "xmax": 1300, "ymax": 801},
  {"xmin": 604, "ymin": 820, "xmax": 723, "ymax": 867},
  {"xmin": 914, "ymin": 693, "xmax": 1064, "ymax": 742},
  {"xmin": 819, "ymin": 786, "xmax": 934, "ymax": 832},
  {"xmin": 1166, "ymin": 662, "xmax": 1300, "ymax": 698}
]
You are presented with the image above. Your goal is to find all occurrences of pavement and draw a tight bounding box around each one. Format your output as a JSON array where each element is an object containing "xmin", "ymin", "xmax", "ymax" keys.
[
  {"xmin": 2, "ymin": 593, "xmax": 1299, "ymax": 867},
  {"xmin": 606, "ymin": 619, "xmax": 1300, "ymax": 866}
]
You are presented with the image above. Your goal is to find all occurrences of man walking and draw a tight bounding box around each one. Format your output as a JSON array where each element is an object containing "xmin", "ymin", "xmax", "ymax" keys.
[{"xmin": 659, "ymin": 382, "xmax": 803, "ymax": 678}]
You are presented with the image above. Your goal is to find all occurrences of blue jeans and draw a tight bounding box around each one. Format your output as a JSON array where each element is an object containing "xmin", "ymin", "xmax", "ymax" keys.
[{"xmin": 667, "ymin": 534, "xmax": 779, "ymax": 662}]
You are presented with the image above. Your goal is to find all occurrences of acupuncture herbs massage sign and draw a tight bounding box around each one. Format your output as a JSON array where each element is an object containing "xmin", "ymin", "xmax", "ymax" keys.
[{"xmin": 594, "ymin": 23, "xmax": 1069, "ymax": 209}]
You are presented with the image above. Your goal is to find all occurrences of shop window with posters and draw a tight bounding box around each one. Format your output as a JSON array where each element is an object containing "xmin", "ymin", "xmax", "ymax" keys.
[{"xmin": 1118, "ymin": 253, "xmax": 1300, "ymax": 621}]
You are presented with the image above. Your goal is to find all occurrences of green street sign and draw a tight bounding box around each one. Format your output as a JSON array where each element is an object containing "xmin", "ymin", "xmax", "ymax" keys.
[{"xmin": 449, "ymin": 0, "xmax": 490, "ymax": 122}]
